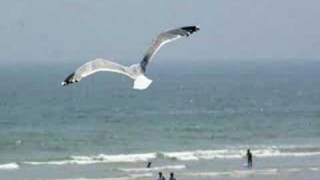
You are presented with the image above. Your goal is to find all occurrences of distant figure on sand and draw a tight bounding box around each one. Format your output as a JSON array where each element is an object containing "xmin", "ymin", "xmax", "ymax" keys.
[
  {"xmin": 157, "ymin": 172, "xmax": 166, "ymax": 180},
  {"xmin": 246, "ymin": 149, "xmax": 253, "ymax": 168},
  {"xmin": 147, "ymin": 161, "xmax": 152, "ymax": 168},
  {"xmin": 169, "ymin": 172, "xmax": 176, "ymax": 180}
]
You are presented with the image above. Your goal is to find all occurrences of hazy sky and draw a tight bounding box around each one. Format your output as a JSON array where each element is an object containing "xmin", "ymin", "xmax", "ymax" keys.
[{"xmin": 0, "ymin": 0, "xmax": 320, "ymax": 65}]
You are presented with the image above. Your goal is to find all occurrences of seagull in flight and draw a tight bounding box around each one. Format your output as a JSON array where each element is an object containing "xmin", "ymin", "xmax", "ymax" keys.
[{"xmin": 61, "ymin": 26, "xmax": 200, "ymax": 90}]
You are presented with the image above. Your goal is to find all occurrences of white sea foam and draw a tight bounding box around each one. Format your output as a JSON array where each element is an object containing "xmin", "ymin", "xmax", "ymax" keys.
[
  {"xmin": 71, "ymin": 153, "xmax": 157, "ymax": 163},
  {"xmin": 162, "ymin": 150, "xmax": 244, "ymax": 161},
  {"xmin": 120, "ymin": 165, "xmax": 186, "ymax": 172},
  {"xmin": 287, "ymin": 168, "xmax": 301, "ymax": 172},
  {"xmin": 310, "ymin": 167, "xmax": 320, "ymax": 171},
  {"xmin": 25, "ymin": 153, "xmax": 157, "ymax": 165},
  {"xmin": 24, "ymin": 146, "xmax": 320, "ymax": 166},
  {"xmin": 57, "ymin": 173, "xmax": 152, "ymax": 180},
  {"xmin": 186, "ymin": 171, "xmax": 231, "ymax": 177},
  {"xmin": 24, "ymin": 160, "xmax": 100, "ymax": 165},
  {"xmin": 185, "ymin": 168, "xmax": 278, "ymax": 178},
  {"xmin": 275, "ymin": 151, "xmax": 320, "ymax": 157},
  {"xmin": 58, "ymin": 178, "xmax": 130, "ymax": 180},
  {"xmin": 163, "ymin": 151, "xmax": 199, "ymax": 161},
  {"xmin": 256, "ymin": 169, "xmax": 278, "ymax": 175},
  {"xmin": 162, "ymin": 147, "xmax": 320, "ymax": 161},
  {"xmin": 0, "ymin": 163, "xmax": 19, "ymax": 170},
  {"xmin": 128, "ymin": 173, "xmax": 153, "ymax": 178}
]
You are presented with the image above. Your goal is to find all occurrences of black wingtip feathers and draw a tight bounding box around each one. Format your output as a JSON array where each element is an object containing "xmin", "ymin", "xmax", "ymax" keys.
[{"xmin": 181, "ymin": 26, "xmax": 200, "ymax": 34}]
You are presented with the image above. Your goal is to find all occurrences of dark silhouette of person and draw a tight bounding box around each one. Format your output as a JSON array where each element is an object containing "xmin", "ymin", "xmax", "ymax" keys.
[
  {"xmin": 147, "ymin": 161, "xmax": 152, "ymax": 168},
  {"xmin": 169, "ymin": 172, "xmax": 176, "ymax": 180},
  {"xmin": 246, "ymin": 149, "xmax": 253, "ymax": 168},
  {"xmin": 157, "ymin": 172, "xmax": 166, "ymax": 180}
]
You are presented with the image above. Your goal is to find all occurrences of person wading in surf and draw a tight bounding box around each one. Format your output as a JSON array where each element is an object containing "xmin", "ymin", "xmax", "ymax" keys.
[
  {"xmin": 157, "ymin": 172, "xmax": 166, "ymax": 180},
  {"xmin": 169, "ymin": 172, "xmax": 176, "ymax": 180},
  {"xmin": 147, "ymin": 161, "xmax": 152, "ymax": 168},
  {"xmin": 246, "ymin": 149, "xmax": 253, "ymax": 168}
]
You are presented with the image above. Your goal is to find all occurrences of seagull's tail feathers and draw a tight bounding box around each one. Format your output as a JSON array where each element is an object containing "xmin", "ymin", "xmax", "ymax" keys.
[
  {"xmin": 133, "ymin": 75, "xmax": 152, "ymax": 90},
  {"xmin": 61, "ymin": 72, "xmax": 78, "ymax": 86}
]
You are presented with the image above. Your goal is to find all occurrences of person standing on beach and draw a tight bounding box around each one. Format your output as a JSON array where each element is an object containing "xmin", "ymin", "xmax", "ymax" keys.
[
  {"xmin": 169, "ymin": 172, "xmax": 176, "ymax": 180},
  {"xmin": 246, "ymin": 149, "xmax": 253, "ymax": 168},
  {"xmin": 157, "ymin": 172, "xmax": 166, "ymax": 180}
]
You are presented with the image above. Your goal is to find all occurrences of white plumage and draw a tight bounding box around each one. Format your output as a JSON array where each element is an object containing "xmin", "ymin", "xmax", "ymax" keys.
[{"xmin": 62, "ymin": 26, "xmax": 200, "ymax": 90}]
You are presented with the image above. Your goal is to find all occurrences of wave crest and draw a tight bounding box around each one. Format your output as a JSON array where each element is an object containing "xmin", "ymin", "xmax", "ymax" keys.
[
  {"xmin": 23, "ymin": 145, "xmax": 320, "ymax": 166},
  {"xmin": 0, "ymin": 163, "xmax": 19, "ymax": 170}
]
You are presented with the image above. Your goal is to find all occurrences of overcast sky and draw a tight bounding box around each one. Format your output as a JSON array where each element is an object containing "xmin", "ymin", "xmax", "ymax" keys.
[{"xmin": 0, "ymin": 0, "xmax": 320, "ymax": 65}]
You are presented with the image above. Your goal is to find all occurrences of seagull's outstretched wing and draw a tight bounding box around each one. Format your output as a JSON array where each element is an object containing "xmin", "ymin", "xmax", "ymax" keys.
[
  {"xmin": 62, "ymin": 58, "xmax": 129, "ymax": 86},
  {"xmin": 140, "ymin": 26, "xmax": 200, "ymax": 72}
]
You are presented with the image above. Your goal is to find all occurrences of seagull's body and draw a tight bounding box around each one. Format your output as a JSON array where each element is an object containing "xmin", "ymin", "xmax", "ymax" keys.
[{"xmin": 62, "ymin": 26, "xmax": 200, "ymax": 90}]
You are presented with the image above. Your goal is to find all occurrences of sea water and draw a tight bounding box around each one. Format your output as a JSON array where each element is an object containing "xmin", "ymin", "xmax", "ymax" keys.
[{"xmin": 0, "ymin": 60, "xmax": 320, "ymax": 179}]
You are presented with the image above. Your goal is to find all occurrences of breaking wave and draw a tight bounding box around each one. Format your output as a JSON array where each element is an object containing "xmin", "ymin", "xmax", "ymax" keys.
[
  {"xmin": 23, "ymin": 145, "xmax": 320, "ymax": 166},
  {"xmin": 0, "ymin": 163, "xmax": 19, "ymax": 170}
]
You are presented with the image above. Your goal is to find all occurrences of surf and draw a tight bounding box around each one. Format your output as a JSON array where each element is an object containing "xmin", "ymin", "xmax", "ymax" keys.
[
  {"xmin": 22, "ymin": 146, "xmax": 320, "ymax": 166},
  {"xmin": 0, "ymin": 163, "xmax": 19, "ymax": 170}
]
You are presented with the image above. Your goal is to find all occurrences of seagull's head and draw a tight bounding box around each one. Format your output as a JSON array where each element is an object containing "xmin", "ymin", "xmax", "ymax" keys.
[{"xmin": 128, "ymin": 63, "xmax": 144, "ymax": 75}]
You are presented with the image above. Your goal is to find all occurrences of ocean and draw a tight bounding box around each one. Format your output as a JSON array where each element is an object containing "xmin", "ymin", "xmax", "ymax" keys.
[{"xmin": 0, "ymin": 60, "xmax": 320, "ymax": 179}]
